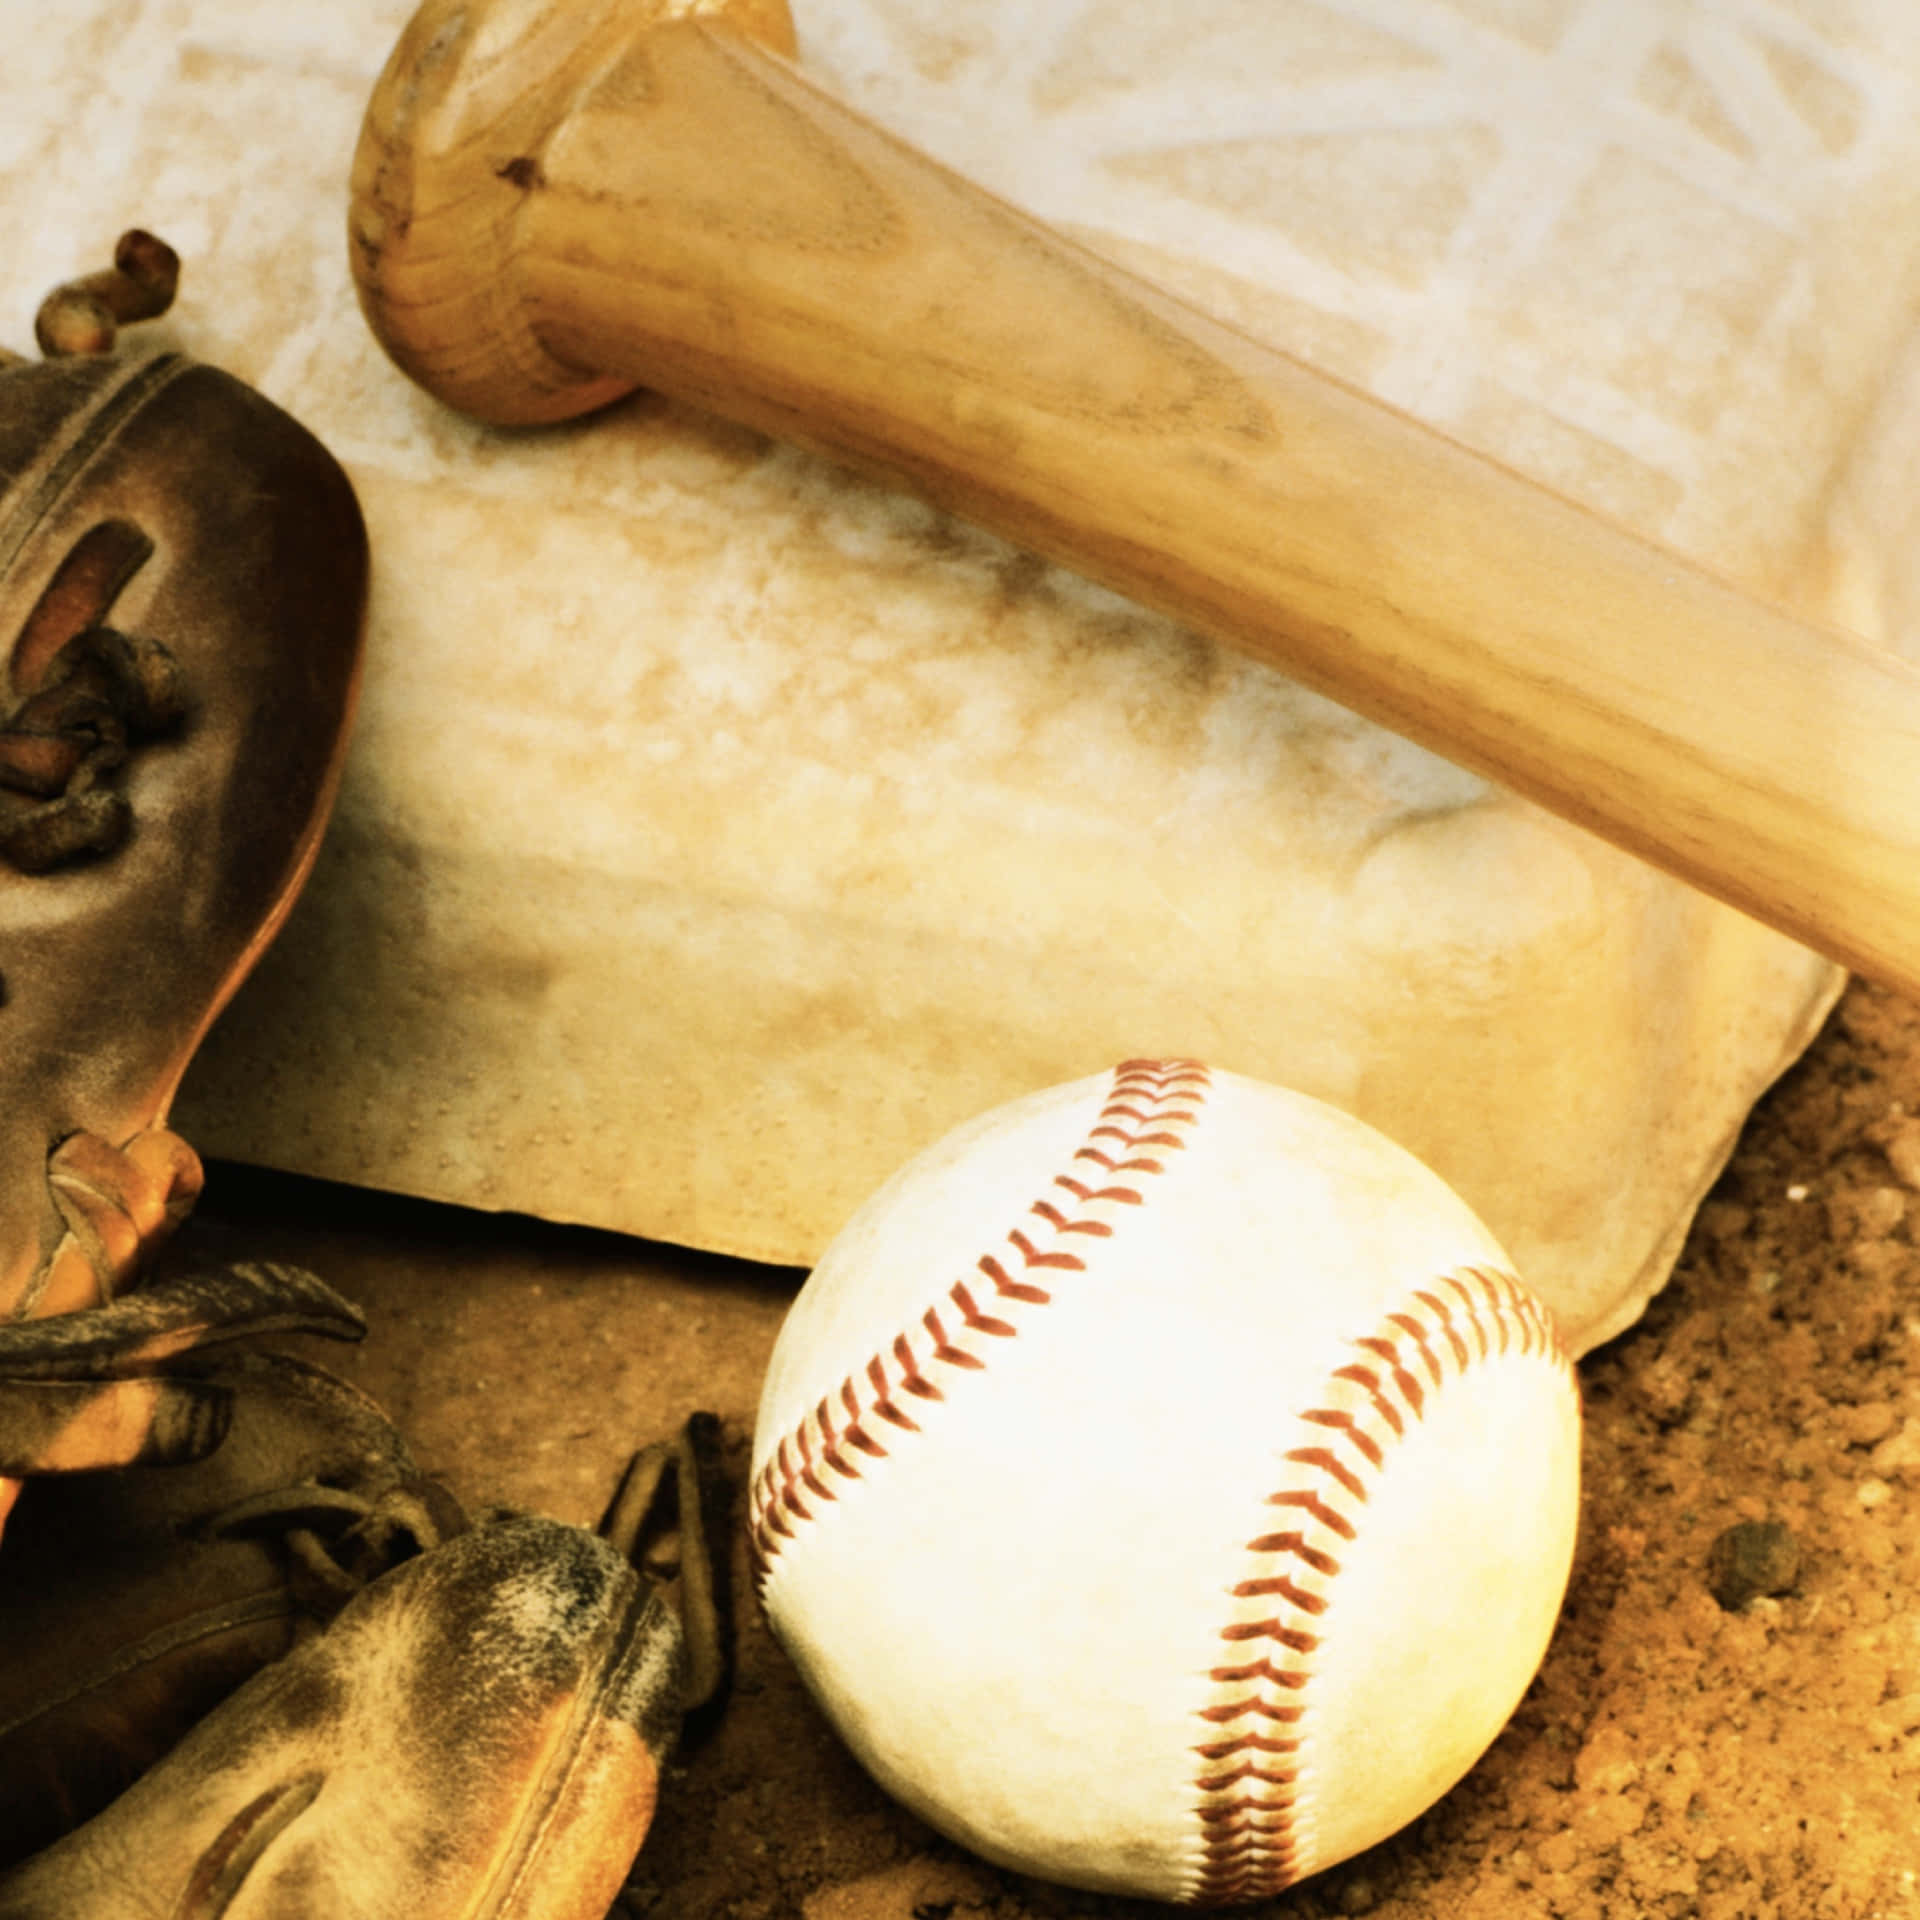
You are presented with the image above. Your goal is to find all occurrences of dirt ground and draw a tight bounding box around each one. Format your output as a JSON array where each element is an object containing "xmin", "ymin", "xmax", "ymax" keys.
[{"xmin": 144, "ymin": 974, "xmax": 1920, "ymax": 1917}]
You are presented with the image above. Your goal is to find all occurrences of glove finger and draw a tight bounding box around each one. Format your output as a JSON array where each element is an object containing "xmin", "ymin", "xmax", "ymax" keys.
[
  {"xmin": 0, "ymin": 1264, "xmax": 364, "ymax": 1382},
  {"xmin": 0, "ymin": 1375, "xmax": 230, "ymax": 1474}
]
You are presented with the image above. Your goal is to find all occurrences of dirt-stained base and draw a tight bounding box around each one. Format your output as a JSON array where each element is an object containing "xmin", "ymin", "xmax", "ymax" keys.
[{"xmin": 160, "ymin": 976, "xmax": 1920, "ymax": 1918}]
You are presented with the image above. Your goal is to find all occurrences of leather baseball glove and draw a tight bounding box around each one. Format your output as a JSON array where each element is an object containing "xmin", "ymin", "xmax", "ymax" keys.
[
  {"xmin": 0, "ymin": 1336, "xmax": 730, "ymax": 1918},
  {"xmin": 0, "ymin": 234, "xmax": 366, "ymax": 1333},
  {"xmin": 0, "ymin": 1261, "xmax": 436, "ymax": 1868}
]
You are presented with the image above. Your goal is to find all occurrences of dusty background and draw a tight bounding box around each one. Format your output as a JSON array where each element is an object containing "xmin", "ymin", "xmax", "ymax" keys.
[{"xmin": 148, "ymin": 971, "xmax": 1920, "ymax": 1920}]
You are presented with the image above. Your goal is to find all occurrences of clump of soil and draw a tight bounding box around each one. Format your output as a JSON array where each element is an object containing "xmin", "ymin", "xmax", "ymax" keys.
[{"xmin": 85, "ymin": 978, "xmax": 1920, "ymax": 1915}]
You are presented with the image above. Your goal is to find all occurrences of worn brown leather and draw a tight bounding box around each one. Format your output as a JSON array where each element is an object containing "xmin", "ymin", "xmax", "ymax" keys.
[
  {"xmin": 0, "ymin": 1260, "xmax": 367, "ymax": 1479},
  {"xmin": 0, "ymin": 352, "xmax": 367, "ymax": 1316},
  {"xmin": 0, "ymin": 1390, "xmax": 731, "ymax": 1914},
  {"xmin": 0, "ymin": 1515, "xmax": 690, "ymax": 1919},
  {"xmin": 0, "ymin": 1324, "xmax": 458, "ymax": 1871}
]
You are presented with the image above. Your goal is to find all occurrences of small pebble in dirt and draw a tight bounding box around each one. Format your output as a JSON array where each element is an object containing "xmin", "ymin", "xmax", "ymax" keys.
[
  {"xmin": 1883, "ymin": 1118, "xmax": 1920, "ymax": 1191},
  {"xmin": 1705, "ymin": 1518, "xmax": 1801, "ymax": 1611}
]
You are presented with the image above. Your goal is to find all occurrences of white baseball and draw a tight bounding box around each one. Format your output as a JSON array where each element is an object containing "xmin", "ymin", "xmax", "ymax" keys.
[{"xmin": 749, "ymin": 1061, "xmax": 1581, "ymax": 1906}]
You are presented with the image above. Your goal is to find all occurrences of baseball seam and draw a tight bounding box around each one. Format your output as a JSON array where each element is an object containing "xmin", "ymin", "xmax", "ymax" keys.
[
  {"xmin": 748, "ymin": 1061, "xmax": 1572, "ymax": 1908},
  {"xmin": 1189, "ymin": 1263, "xmax": 1568, "ymax": 1904},
  {"xmin": 749, "ymin": 1058, "xmax": 1207, "ymax": 1572}
]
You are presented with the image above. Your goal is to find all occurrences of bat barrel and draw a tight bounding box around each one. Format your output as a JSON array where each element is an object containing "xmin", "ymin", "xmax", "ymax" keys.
[{"xmin": 352, "ymin": 2, "xmax": 1920, "ymax": 995}]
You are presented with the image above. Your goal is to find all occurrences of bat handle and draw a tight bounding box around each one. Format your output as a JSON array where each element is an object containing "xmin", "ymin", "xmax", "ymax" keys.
[{"xmin": 351, "ymin": 0, "xmax": 1920, "ymax": 995}]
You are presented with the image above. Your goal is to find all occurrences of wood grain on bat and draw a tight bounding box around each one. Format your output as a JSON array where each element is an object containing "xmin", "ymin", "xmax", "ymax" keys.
[{"xmin": 352, "ymin": 0, "xmax": 1920, "ymax": 995}]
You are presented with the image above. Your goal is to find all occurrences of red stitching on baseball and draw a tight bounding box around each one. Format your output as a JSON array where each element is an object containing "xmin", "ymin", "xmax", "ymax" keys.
[
  {"xmin": 1189, "ymin": 1273, "xmax": 1572, "ymax": 1905},
  {"xmin": 895, "ymin": 1335, "xmax": 942, "ymax": 1399},
  {"xmin": 1007, "ymin": 1227, "xmax": 1089, "ymax": 1268},
  {"xmin": 774, "ymin": 1439, "xmax": 812, "ymax": 1527},
  {"xmin": 1242, "ymin": 1530, "xmax": 1340, "ymax": 1575},
  {"xmin": 1281, "ymin": 1446, "xmax": 1367, "ymax": 1503},
  {"xmin": 1330, "ymin": 1362, "xmax": 1404, "ymax": 1436},
  {"xmin": 1073, "ymin": 1145, "xmax": 1173, "ymax": 1174},
  {"xmin": 1217, "ymin": 1617, "xmax": 1319, "ymax": 1653},
  {"xmin": 865, "ymin": 1357, "xmax": 914, "ymax": 1435},
  {"xmin": 1092, "ymin": 1105, "xmax": 1193, "ymax": 1129},
  {"xmin": 1353, "ymin": 1336, "xmax": 1426, "ymax": 1416},
  {"xmin": 924, "ymin": 1304, "xmax": 985, "ymax": 1368},
  {"xmin": 1025, "ymin": 1202, "xmax": 1113, "ymax": 1241},
  {"xmin": 1386, "ymin": 1312, "xmax": 1445, "ymax": 1385},
  {"xmin": 1415, "ymin": 1289, "xmax": 1473, "ymax": 1368},
  {"xmin": 792, "ymin": 1427, "xmax": 835, "ymax": 1508},
  {"xmin": 814, "ymin": 1397, "xmax": 858, "ymax": 1484},
  {"xmin": 1231, "ymin": 1574, "xmax": 1327, "ymax": 1613},
  {"xmin": 841, "ymin": 1378, "xmax": 886, "ymax": 1458},
  {"xmin": 1298, "ymin": 1408, "xmax": 1385, "ymax": 1470},
  {"xmin": 1051, "ymin": 1176, "xmax": 1144, "ymax": 1206},
  {"xmin": 1194, "ymin": 1759, "xmax": 1300, "ymax": 1795},
  {"xmin": 1432, "ymin": 1273, "xmax": 1492, "ymax": 1363},
  {"xmin": 1195, "ymin": 1729, "xmax": 1301, "ymax": 1757},
  {"xmin": 1207, "ymin": 1657, "xmax": 1310, "ymax": 1693},
  {"xmin": 749, "ymin": 1063, "xmax": 1210, "ymax": 1578},
  {"xmin": 950, "ymin": 1281, "xmax": 1016, "ymax": 1341},
  {"xmin": 979, "ymin": 1253, "xmax": 1051, "ymax": 1304},
  {"xmin": 1264, "ymin": 1489, "xmax": 1356, "ymax": 1540}
]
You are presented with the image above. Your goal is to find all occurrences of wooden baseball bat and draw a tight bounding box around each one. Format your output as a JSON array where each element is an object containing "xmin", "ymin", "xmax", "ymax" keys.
[{"xmin": 350, "ymin": 0, "xmax": 1920, "ymax": 997}]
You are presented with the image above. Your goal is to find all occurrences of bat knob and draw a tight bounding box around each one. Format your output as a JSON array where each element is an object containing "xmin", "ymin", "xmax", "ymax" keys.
[{"xmin": 349, "ymin": 0, "xmax": 797, "ymax": 427}]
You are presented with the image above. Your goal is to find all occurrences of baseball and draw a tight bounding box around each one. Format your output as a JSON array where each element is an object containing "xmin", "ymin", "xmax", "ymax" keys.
[{"xmin": 749, "ymin": 1061, "xmax": 1582, "ymax": 1904}]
